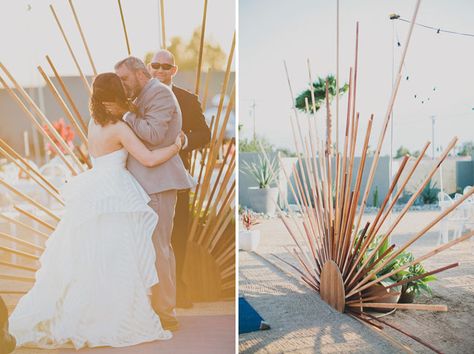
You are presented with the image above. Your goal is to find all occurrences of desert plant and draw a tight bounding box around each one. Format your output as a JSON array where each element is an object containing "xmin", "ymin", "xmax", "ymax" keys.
[
  {"xmin": 393, "ymin": 252, "xmax": 436, "ymax": 297},
  {"xmin": 242, "ymin": 155, "xmax": 278, "ymax": 189},
  {"xmin": 420, "ymin": 180, "xmax": 440, "ymax": 205},
  {"xmin": 372, "ymin": 186, "xmax": 379, "ymax": 208},
  {"xmin": 241, "ymin": 210, "xmax": 260, "ymax": 231}
]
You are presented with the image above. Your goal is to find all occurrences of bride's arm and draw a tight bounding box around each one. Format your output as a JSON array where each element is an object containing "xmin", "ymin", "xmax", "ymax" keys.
[{"xmin": 117, "ymin": 122, "xmax": 181, "ymax": 167}]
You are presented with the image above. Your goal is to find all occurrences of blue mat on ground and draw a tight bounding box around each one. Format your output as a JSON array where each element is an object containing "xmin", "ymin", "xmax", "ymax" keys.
[{"xmin": 239, "ymin": 296, "xmax": 270, "ymax": 334}]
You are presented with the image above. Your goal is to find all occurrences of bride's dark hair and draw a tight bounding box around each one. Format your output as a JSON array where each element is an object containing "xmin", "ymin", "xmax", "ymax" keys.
[{"xmin": 89, "ymin": 73, "xmax": 135, "ymax": 126}]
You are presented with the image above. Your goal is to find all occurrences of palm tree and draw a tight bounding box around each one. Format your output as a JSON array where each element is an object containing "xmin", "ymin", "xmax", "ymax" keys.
[{"xmin": 295, "ymin": 74, "xmax": 348, "ymax": 113}]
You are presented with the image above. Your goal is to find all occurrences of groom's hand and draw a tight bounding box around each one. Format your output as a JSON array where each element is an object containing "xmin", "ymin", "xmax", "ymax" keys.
[{"xmin": 103, "ymin": 102, "xmax": 128, "ymax": 117}]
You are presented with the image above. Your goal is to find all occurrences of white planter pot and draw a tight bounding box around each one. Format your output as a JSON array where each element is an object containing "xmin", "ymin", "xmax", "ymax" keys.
[
  {"xmin": 248, "ymin": 187, "xmax": 279, "ymax": 215},
  {"xmin": 239, "ymin": 229, "xmax": 261, "ymax": 251}
]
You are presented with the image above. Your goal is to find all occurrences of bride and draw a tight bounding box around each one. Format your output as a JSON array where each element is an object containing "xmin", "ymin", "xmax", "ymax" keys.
[{"xmin": 8, "ymin": 72, "xmax": 183, "ymax": 349}]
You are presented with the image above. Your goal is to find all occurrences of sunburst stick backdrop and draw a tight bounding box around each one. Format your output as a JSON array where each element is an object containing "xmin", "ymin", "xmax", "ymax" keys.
[{"xmin": 0, "ymin": 0, "xmax": 235, "ymax": 311}]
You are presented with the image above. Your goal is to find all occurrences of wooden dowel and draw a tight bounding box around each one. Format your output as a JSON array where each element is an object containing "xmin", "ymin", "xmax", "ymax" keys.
[
  {"xmin": 0, "ymin": 290, "xmax": 27, "ymax": 295},
  {"xmin": 118, "ymin": 0, "xmax": 131, "ymax": 54},
  {"xmin": 188, "ymin": 85, "xmax": 235, "ymax": 242},
  {"xmin": 351, "ymin": 137, "xmax": 458, "ymax": 289},
  {"xmin": 190, "ymin": 116, "xmax": 214, "ymax": 208},
  {"xmin": 190, "ymin": 150, "xmax": 198, "ymax": 176},
  {"xmin": 199, "ymin": 140, "xmax": 235, "ymax": 220},
  {"xmin": 340, "ymin": 115, "xmax": 373, "ymax": 273},
  {"xmin": 369, "ymin": 144, "xmax": 430, "ymax": 239},
  {"xmin": 220, "ymin": 263, "xmax": 235, "ymax": 279},
  {"xmin": 0, "ymin": 145, "xmax": 64, "ymax": 206},
  {"xmin": 0, "ymin": 231, "xmax": 45, "ymax": 251},
  {"xmin": 356, "ymin": 0, "xmax": 421, "ymax": 238},
  {"xmin": 0, "ymin": 179, "xmax": 60, "ymax": 222},
  {"xmin": 202, "ymin": 181, "xmax": 235, "ymax": 248},
  {"xmin": 215, "ymin": 242, "xmax": 235, "ymax": 265},
  {"xmin": 0, "ymin": 138, "xmax": 59, "ymax": 194},
  {"xmin": 194, "ymin": 0, "xmax": 208, "ymax": 95},
  {"xmin": 0, "ymin": 73, "xmax": 79, "ymax": 175},
  {"xmin": 335, "ymin": 0, "xmax": 340, "ymax": 153},
  {"xmin": 353, "ymin": 1, "xmax": 421, "ymax": 238},
  {"xmin": 349, "ymin": 312, "xmax": 384, "ymax": 331},
  {"xmin": 347, "ymin": 302, "xmax": 447, "ymax": 311},
  {"xmin": 46, "ymin": 55, "xmax": 88, "ymax": 132},
  {"xmin": 0, "ymin": 260, "xmax": 37, "ymax": 272},
  {"xmin": 0, "ymin": 273, "xmax": 35, "ymax": 283},
  {"xmin": 0, "ymin": 214, "xmax": 50, "ymax": 239},
  {"xmin": 159, "ymin": 0, "xmax": 166, "ymax": 49},
  {"xmin": 13, "ymin": 206, "xmax": 56, "ymax": 231},
  {"xmin": 49, "ymin": 4, "xmax": 92, "ymax": 94},
  {"xmin": 359, "ymin": 186, "xmax": 473, "ymax": 290},
  {"xmin": 201, "ymin": 68, "xmax": 212, "ymax": 111},
  {"xmin": 346, "ymin": 291, "xmax": 401, "ymax": 305},
  {"xmin": 0, "ymin": 63, "xmax": 84, "ymax": 172},
  {"xmin": 209, "ymin": 33, "xmax": 235, "ymax": 145},
  {"xmin": 347, "ymin": 230, "xmax": 474, "ymax": 297},
  {"xmin": 0, "ymin": 245, "xmax": 39, "ymax": 260},
  {"xmin": 68, "ymin": 0, "xmax": 97, "ymax": 76},
  {"xmin": 345, "ymin": 144, "xmax": 429, "ymax": 286},
  {"xmin": 208, "ymin": 207, "xmax": 234, "ymax": 253},
  {"xmin": 37, "ymin": 65, "xmax": 88, "ymax": 146},
  {"xmin": 385, "ymin": 262, "xmax": 459, "ymax": 291},
  {"xmin": 355, "ymin": 310, "xmax": 444, "ymax": 354}
]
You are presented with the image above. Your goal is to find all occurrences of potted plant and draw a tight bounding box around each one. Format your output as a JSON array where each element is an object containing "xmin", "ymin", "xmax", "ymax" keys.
[
  {"xmin": 239, "ymin": 210, "xmax": 261, "ymax": 251},
  {"xmin": 242, "ymin": 154, "xmax": 279, "ymax": 215},
  {"xmin": 393, "ymin": 252, "xmax": 436, "ymax": 303},
  {"xmin": 358, "ymin": 235, "xmax": 402, "ymax": 313}
]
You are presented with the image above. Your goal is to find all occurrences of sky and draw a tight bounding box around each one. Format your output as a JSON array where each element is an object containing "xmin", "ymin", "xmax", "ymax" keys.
[
  {"xmin": 239, "ymin": 0, "xmax": 474, "ymax": 156},
  {"xmin": 0, "ymin": 0, "xmax": 235, "ymax": 86}
]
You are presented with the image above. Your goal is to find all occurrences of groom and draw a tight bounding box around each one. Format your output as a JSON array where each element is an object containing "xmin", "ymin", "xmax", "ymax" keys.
[
  {"xmin": 108, "ymin": 56, "xmax": 194, "ymax": 331},
  {"xmin": 148, "ymin": 49, "xmax": 211, "ymax": 308}
]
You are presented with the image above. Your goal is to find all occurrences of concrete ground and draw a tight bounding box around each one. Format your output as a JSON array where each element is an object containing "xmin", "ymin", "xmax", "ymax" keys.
[
  {"xmin": 11, "ymin": 301, "xmax": 235, "ymax": 354},
  {"xmin": 239, "ymin": 210, "xmax": 474, "ymax": 353}
]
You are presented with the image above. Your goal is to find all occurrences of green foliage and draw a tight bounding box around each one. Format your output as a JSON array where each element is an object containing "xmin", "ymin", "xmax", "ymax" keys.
[
  {"xmin": 456, "ymin": 141, "xmax": 474, "ymax": 157},
  {"xmin": 144, "ymin": 27, "xmax": 226, "ymax": 71},
  {"xmin": 395, "ymin": 146, "xmax": 411, "ymax": 159},
  {"xmin": 239, "ymin": 136, "xmax": 273, "ymax": 152},
  {"xmin": 393, "ymin": 252, "xmax": 436, "ymax": 297},
  {"xmin": 372, "ymin": 186, "xmax": 379, "ymax": 207},
  {"xmin": 420, "ymin": 179, "xmax": 440, "ymax": 205},
  {"xmin": 276, "ymin": 148, "xmax": 297, "ymax": 157},
  {"xmin": 360, "ymin": 235, "xmax": 435, "ymax": 297},
  {"xmin": 295, "ymin": 74, "xmax": 348, "ymax": 113},
  {"xmin": 395, "ymin": 146, "xmax": 420, "ymax": 158},
  {"xmin": 242, "ymin": 155, "xmax": 278, "ymax": 189}
]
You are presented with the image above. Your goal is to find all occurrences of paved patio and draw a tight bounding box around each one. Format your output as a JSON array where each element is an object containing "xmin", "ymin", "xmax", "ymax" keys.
[
  {"xmin": 239, "ymin": 210, "xmax": 474, "ymax": 353},
  {"xmin": 11, "ymin": 301, "xmax": 235, "ymax": 354}
]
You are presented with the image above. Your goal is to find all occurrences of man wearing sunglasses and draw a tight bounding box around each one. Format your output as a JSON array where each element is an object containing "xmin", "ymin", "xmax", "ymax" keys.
[{"xmin": 149, "ymin": 50, "xmax": 211, "ymax": 309}]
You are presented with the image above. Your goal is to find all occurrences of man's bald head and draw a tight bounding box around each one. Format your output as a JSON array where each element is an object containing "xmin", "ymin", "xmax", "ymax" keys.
[
  {"xmin": 152, "ymin": 50, "xmax": 175, "ymax": 65},
  {"xmin": 149, "ymin": 50, "xmax": 178, "ymax": 85}
]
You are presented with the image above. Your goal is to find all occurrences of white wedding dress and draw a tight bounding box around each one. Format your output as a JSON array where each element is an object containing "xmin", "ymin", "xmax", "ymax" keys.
[{"xmin": 9, "ymin": 148, "xmax": 172, "ymax": 349}]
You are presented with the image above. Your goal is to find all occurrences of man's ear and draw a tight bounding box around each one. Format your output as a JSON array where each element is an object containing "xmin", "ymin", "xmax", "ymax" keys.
[
  {"xmin": 147, "ymin": 63, "xmax": 152, "ymax": 74},
  {"xmin": 172, "ymin": 65, "xmax": 178, "ymax": 76}
]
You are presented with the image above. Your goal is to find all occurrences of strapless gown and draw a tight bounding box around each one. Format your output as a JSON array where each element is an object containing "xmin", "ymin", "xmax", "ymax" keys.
[{"xmin": 9, "ymin": 148, "xmax": 172, "ymax": 348}]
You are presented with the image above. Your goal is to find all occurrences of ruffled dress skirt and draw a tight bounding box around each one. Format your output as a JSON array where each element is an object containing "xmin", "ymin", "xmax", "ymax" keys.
[{"xmin": 9, "ymin": 149, "xmax": 172, "ymax": 348}]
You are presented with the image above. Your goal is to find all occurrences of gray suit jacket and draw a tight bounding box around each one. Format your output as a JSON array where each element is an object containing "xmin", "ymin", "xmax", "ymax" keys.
[{"xmin": 125, "ymin": 79, "xmax": 195, "ymax": 195}]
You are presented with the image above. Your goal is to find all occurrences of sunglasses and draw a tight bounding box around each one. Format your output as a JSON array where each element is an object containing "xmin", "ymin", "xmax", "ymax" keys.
[{"xmin": 150, "ymin": 62, "xmax": 175, "ymax": 70}]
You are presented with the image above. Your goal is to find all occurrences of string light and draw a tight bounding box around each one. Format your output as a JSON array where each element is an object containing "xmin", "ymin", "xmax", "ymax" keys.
[{"xmin": 395, "ymin": 16, "xmax": 474, "ymax": 38}]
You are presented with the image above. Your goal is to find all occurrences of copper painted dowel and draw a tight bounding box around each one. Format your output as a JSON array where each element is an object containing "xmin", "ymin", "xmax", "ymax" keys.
[{"xmin": 49, "ymin": 4, "xmax": 92, "ymax": 94}]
